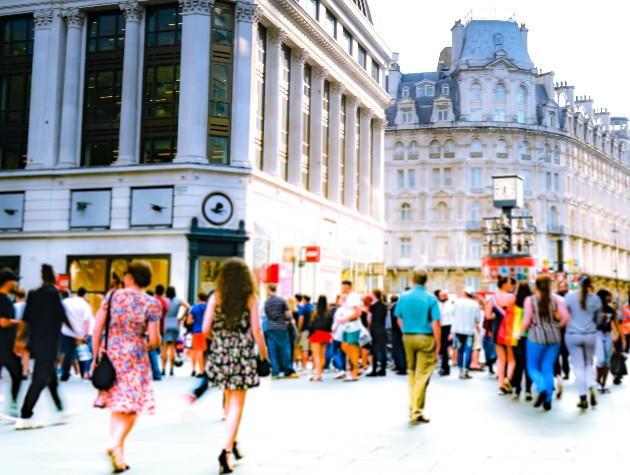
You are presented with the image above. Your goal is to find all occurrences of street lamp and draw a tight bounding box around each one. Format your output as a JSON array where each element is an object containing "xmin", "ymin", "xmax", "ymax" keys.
[{"xmin": 611, "ymin": 226, "xmax": 620, "ymax": 302}]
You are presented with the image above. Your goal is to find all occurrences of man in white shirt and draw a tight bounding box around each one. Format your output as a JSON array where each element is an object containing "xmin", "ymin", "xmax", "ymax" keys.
[
  {"xmin": 437, "ymin": 290, "xmax": 454, "ymax": 376},
  {"xmin": 452, "ymin": 287, "xmax": 482, "ymax": 379},
  {"xmin": 338, "ymin": 280, "xmax": 363, "ymax": 382},
  {"xmin": 60, "ymin": 287, "xmax": 93, "ymax": 381}
]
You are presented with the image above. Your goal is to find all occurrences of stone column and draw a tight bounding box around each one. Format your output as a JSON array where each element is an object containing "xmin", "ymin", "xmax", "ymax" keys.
[
  {"xmin": 327, "ymin": 82, "xmax": 344, "ymax": 203},
  {"xmin": 262, "ymin": 27, "xmax": 286, "ymax": 175},
  {"xmin": 288, "ymin": 49, "xmax": 308, "ymax": 185},
  {"xmin": 174, "ymin": 0, "xmax": 213, "ymax": 164},
  {"xmin": 231, "ymin": 2, "xmax": 263, "ymax": 168},
  {"xmin": 309, "ymin": 66, "xmax": 327, "ymax": 194},
  {"xmin": 27, "ymin": 9, "xmax": 58, "ymax": 169},
  {"xmin": 372, "ymin": 119, "xmax": 385, "ymax": 220},
  {"xmin": 358, "ymin": 108, "xmax": 373, "ymax": 214},
  {"xmin": 116, "ymin": 1, "xmax": 144, "ymax": 165},
  {"xmin": 344, "ymin": 96, "xmax": 359, "ymax": 209},
  {"xmin": 58, "ymin": 8, "xmax": 86, "ymax": 168}
]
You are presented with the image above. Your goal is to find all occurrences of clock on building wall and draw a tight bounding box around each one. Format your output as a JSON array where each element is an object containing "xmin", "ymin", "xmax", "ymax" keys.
[
  {"xmin": 202, "ymin": 192, "xmax": 234, "ymax": 226},
  {"xmin": 492, "ymin": 174, "xmax": 524, "ymax": 209}
]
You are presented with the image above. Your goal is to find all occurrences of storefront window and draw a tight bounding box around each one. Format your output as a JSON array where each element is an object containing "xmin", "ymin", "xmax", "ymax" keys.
[{"xmin": 197, "ymin": 256, "xmax": 225, "ymax": 295}]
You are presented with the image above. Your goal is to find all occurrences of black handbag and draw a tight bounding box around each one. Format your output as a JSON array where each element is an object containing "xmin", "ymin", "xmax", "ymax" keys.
[
  {"xmin": 92, "ymin": 291, "xmax": 117, "ymax": 391},
  {"xmin": 611, "ymin": 350, "xmax": 628, "ymax": 377},
  {"xmin": 256, "ymin": 355, "xmax": 270, "ymax": 377}
]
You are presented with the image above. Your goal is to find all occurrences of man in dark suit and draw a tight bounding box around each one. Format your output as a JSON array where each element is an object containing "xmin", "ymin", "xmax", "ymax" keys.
[{"xmin": 14, "ymin": 264, "xmax": 73, "ymax": 429}]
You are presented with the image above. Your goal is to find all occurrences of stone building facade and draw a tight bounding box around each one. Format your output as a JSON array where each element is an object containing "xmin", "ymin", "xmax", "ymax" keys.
[{"xmin": 385, "ymin": 18, "xmax": 630, "ymax": 295}]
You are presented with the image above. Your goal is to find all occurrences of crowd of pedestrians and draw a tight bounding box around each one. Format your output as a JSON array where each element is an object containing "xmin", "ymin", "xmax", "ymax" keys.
[{"xmin": 1, "ymin": 259, "xmax": 629, "ymax": 473}]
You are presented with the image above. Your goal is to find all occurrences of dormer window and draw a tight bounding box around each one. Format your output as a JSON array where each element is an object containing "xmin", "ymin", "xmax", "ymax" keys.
[
  {"xmin": 442, "ymin": 85, "xmax": 449, "ymax": 95},
  {"xmin": 425, "ymin": 85, "xmax": 435, "ymax": 96},
  {"xmin": 401, "ymin": 86, "xmax": 409, "ymax": 98},
  {"xmin": 437, "ymin": 106, "xmax": 448, "ymax": 121},
  {"xmin": 494, "ymin": 34, "xmax": 503, "ymax": 45},
  {"xmin": 402, "ymin": 108, "xmax": 412, "ymax": 123}
]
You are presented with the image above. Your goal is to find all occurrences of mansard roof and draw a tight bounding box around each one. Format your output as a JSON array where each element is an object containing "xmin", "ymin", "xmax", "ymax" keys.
[{"xmin": 459, "ymin": 20, "xmax": 534, "ymax": 71}]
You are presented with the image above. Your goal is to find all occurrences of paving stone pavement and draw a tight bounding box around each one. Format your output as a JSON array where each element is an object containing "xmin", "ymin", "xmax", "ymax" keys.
[{"xmin": 1, "ymin": 365, "xmax": 627, "ymax": 475}]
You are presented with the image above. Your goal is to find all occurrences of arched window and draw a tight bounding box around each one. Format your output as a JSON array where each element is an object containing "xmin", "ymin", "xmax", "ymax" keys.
[
  {"xmin": 401, "ymin": 86, "xmax": 409, "ymax": 98},
  {"xmin": 471, "ymin": 201, "xmax": 481, "ymax": 222},
  {"xmin": 470, "ymin": 139, "xmax": 482, "ymax": 156},
  {"xmin": 517, "ymin": 86, "xmax": 526, "ymax": 105},
  {"xmin": 497, "ymin": 139, "xmax": 508, "ymax": 155},
  {"xmin": 544, "ymin": 143, "xmax": 551, "ymax": 159},
  {"xmin": 470, "ymin": 82, "xmax": 482, "ymax": 101},
  {"xmin": 429, "ymin": 139, "xmax": 440, "ymax": 156},
  {"xmin": 435, "ymin": 202, "xmax": 449, "ymax": 221},
  {"xmin": 408, "ymin": 141, "xmax": 420, "ymax": 159},
  {"xmin": 550, "ymin": 206, "xmax": 558, "ymax": 227},
  {"xmin": 552, "ymin": 146, "xmax": 559, "ymax": 163},
  {"xmin": 442, "ymin": 85, "xmax": 449, "ymax": 95},
  {"xmin": 495, "ymin": 83, "xmax": 506, "ymax": 102},
  {"xmin": 494, "ymin": 83, "xmax": 506, "ymax": 121},
  {"xmin": 400, "ymin": 203, "xmax": 412, "ymax": 221},
  {"xmin": 443, "ymin": 139, "xmax": 455, "ymax": 155},
  {"xmin": 393, "ymin": 141, "xmax": 404, "ymax": 160},
  {"xmin": 520, "ymin": 141, "xmax": 531, "ymax": 157}
]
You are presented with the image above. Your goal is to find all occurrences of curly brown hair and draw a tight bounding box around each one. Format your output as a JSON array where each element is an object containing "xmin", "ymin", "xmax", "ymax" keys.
[{"xmin": 215, "ymin": 258, "xmax": 256, "ymax": 328}]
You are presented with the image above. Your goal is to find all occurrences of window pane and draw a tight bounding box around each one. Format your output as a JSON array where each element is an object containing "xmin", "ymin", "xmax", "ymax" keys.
[
  {"xmin": 213, "ymin": 7, "xmax": 232, "ymax": 27},
  {"xmin": 208, "ymin": 135, "xmax": 228, "ymax": 164},
  {"xmin": 211, "ymin": 64, "xmax": 229, "ymax": 99}
]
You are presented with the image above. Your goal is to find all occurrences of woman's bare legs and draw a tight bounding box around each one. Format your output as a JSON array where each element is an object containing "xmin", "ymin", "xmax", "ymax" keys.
[{"xmin": 495, "ymin": 344, "xmax": 507, "ymax": 389}]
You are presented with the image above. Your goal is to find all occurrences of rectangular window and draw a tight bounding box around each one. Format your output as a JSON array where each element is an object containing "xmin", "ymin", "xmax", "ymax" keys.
[
  {"xmin": 254, "ymin": 24, "xmax": 266, "ymax": 170},
  {"xmin": 400, "ymin": 237, "xmax": 411, "ymax": 258},
  {"xmin": 546, "ymin": 172, "xmax": 552, "ymax": 190},
  {"xmin": 431, "ymin": 168, "xmax": 440, "ymax": 187},
  {"xmin": 522, "ymin": 170, "xmax": 532, "ymax": 192},
  {"xmin": 322, "ymin": 80, "xmax": 330, "ymax": 197},
  {"xmin": 470, "ymin": 107, "xmax": 482, "ymax": 121},
  {"xmin": 371, "ymin": 60, "xmax": 379, "ymax": 83},
  {"xmin": 408, "ymin": 169, "xmax": 416, "ymax": 188},
  {"xmin": 340, "ymin": 95, "xmax": 346, "ymax": 203},
  {"xmin": 438, "ymin": 107, "xmax": 448, "ymax": 121},
  {"xmin": 305, "ymin": 0, "xmax": 318, "ymax": 19},
  {"xmin": 0, "ymin": 15, "xmax": 33, "ymax": 170},
  {"xmin": 279, "ymin": 45, "xmax": 291, "ymax": 180},
  {"xmin": 517, "ymin": 110, "xmax": 526, "ymax": 124},
  {"xmin": 141, "ymin": 4, "xmax": 182, "ymax": 164},
  {"xmin": 342, "ymin": 30, "xmax": 353, "ymax": 55},
  {"xmin": 471, "ymin": 238, "xmax": 483, "ymax": 261},
  {"xmin": 436, "ymin": 237, "xmax": 449, "ymax": 257},
  {"xmin": 553, "ymin": 172, "xmax": 559, "ymax": 192},
  {"xmin": 82, "ymin": 11, "xmax": 125, "ymax": 166},
  {"xmin": 402, "ymin": 110, "xmax": 412, "ymax": 123},
  {"xmin": 425, "ymin": 85, "xmax": 434, "ymax": 96},
  {"xmin": 302, "ymin": 63, "xmax": 312, "ymax": 189},
  {"xmin": 444, "ymin": 167, "xmax": 452, "ymax": 187},
  {"xmin": 470, "ymin": 167, "xmax": 482, "ymax": 189},
  {"xmin": 357, "ymin": 45, "xmax": 366, "ymax": 69},
  {"xmin": 396, "ymin": 170, "xmax": 404, "ymax": 189},
  {"xmin": 494, "ymin": 108, "xmax": 506, "ymax": 121},
  {"xmin": 325, "ymin": 12, "xmax": 337, "ymax": 38},
  {"xmin": 207, "ymin": 3, "xmax": 234, "ymax": 165}
]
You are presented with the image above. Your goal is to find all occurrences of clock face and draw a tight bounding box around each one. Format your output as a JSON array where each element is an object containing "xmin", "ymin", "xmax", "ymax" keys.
[
  {"xmin": 202, "ymin": 192, "xmax": 233, "ymax": 226},
  {"xmin": 494, "ymin": 177, "xmax": 516, "ymax": 201}
]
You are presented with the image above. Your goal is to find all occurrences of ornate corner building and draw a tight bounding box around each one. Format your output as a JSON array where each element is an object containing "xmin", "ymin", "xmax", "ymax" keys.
[
  {"xmin": 385, "ymin": 18, "xmax": 630, "ymax": 294},
  {"xmin": 0, "ymin": 0, "xmax": 391, "ymax": 300}
]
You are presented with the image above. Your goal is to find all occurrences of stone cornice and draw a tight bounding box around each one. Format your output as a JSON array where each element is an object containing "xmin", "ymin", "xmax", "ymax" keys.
[
  {"xmin": 271, "ymin": 0, "xmax": 390, "ymax": 114},
  {"xmin": 236, "ymin": 2, "xmax": 263, "ymax": 23},
  {"xmin": 120, "ymin": 1, "xmax": 144, "ymax": 21},
  {"xmin": 61, "ymin": 8, "xmax": 85, "ymax": 28},
  {"xmin": 33, "ymin": 9, "xmax": 53, "ymax": 29}
]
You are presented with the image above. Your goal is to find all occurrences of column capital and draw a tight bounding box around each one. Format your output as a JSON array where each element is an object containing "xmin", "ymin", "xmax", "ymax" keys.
[
  {"xmin": 291, "ymin": 48, "xmax": 309, "ymax": 66},
  {"xmin": 33, "ymin": 9, "xmax": 54, "ymax": 29},
  {"xmin": 313, "ymin": 66, "xmax": 329, "ymax": 84},
  {"xmin": 120, "ymin": 1, "xmax": 144, "ymax": 21},
  {"xmin": 236, "ymin": 2, "xmax": 263, "ymax": 23},
  {"xmin": 179, "ymin": 0, "xmax": 214, "ymax": 15},
  {"xmin": 346, "ymin": 96, "xmax": 360, "ymax": 112},
  {"xmin": 62, "ymin": 8, "xmax": 86, "ymax": 28},
  {"xmin": 373, "ymin": 118, "xmax": 387, "ymax": 131},
  {"xmin": 361, "ymin": 108, "xmax": 374, "ymax": 122},
  {"xmin": 330, "ymin": 82, "xmax": 345, "ymax": 98},
  {"xmin": 268, "ymin": 27, "xmax": 287, "ymax": 47}
]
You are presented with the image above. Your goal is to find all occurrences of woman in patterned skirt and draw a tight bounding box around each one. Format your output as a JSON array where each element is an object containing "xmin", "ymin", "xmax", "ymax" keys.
[
  {"xmin": 203, "ymin": 258, "xmax": 269, "ymax": 474},
  {"xmin": 92, "ymin": 260, "xmax": 161, "ymax": 473}
]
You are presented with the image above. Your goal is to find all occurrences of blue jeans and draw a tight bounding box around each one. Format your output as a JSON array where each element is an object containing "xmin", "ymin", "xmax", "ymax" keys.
[
  {"xmin": 332, "ymin": 339, "xmax": 347, "ymax": 371},
  {"xmin": 455, "ymin": 334, "xmax": 473, "ymax": 371},
  {"xmin": 148, "ymin": 349, "xmax": 162, "ymax": 380},
  {"xmin": 60, "ymin": 335, "xmax": 78, "ymax": 381},
  {"xmin": 265, "ymin": 330, "xmax": 294, "ymax": 376},
  {"xmin": 483, "ymin": 336, "xmax": 496, "ymax": 366},
  {"xmin": 526, "ymin": 340, "xmax": 560, "ymax": 402}
]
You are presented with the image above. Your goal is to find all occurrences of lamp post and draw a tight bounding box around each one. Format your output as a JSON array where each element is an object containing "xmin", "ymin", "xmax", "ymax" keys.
[{"xmin": 612, "ymin": 226, "xmax": 620, "ymax": 302}]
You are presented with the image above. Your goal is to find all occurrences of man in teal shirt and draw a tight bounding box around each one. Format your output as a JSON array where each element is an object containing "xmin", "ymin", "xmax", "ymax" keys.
[{"xmin": 395, "ymin": 267, "xmax": 441, "ymax": 424}]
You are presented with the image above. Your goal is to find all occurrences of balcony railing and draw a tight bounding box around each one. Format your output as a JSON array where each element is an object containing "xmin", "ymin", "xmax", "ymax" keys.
[
  {"xmin": 547, "ymin": 224, "xmax": 564, "ymax": 234},
  {"xmin": 466, "ymin": 220, "xmax": 483, "ymax": 231}
]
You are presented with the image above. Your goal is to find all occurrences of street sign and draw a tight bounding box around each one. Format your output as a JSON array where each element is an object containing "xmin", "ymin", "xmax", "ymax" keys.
[
  {"xmin": 282, "ymin": 247, "xmax": 295, "ymax": 263},
  {"xmin": 57, "ymin": 274, "xmax": 70, "ymax": 291},
  {"xmin": 304, "ymin": 246, "xmax": 321, "ymax": 262}
]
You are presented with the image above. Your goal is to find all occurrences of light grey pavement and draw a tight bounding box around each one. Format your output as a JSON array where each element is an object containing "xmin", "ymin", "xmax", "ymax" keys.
[{"xmin": 1, "ymin": 363, "xmax": 628, "ymax": 475}]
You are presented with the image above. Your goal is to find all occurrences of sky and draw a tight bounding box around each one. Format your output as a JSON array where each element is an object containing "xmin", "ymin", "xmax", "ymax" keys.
[{"xmin": 368, "ymin": 0, "xmax": 630, "ymax": 118}]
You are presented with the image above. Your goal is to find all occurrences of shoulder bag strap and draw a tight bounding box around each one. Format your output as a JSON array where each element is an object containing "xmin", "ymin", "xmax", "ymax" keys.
[{"xmin": 103, "ymin": 290, "xmax": 115, "ymax": 351}]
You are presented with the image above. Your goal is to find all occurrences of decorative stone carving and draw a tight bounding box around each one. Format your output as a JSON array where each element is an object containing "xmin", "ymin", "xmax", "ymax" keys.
[
  {"xmin": 346, "ymin": 96, "xmax": 360, "ymax": 111},
  {"xmin": 291, "ymin": 48, "xmax": 309, "ymax": 65},
  {"xmin": 268, "ymin": 27, "xmax": 287, "ymax": 47},
  {"xmin": 313, "ymin": 66, "xmax": 329, "ymax": 83},
  {"xmin": 120, "ymin": 1, "xmax": 144, "ymax": 21},
  {"xmin": 236, "ymin": 2, "xmax": 263, "ymax": 23},
  {"xmin": 62, "ymin": 8, "xmax": 86, "ymax": 28},
  {"xmin": 178, "ymin": 0, "xmax": 214, "ymax": 15},
  {"xmin": 331, "ymin": 82, "xmax": 346, "ymax": 97},
  {"xmin": 361, "ymin": 108, "xmax": 374, "ymax": 121},
  {"xmin": 33, "ymin": 9, "xmax": 54, "ymax": 29}
]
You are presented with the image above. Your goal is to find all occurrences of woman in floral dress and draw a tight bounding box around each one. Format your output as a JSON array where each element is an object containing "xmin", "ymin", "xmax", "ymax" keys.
[
  {"xmin": 92, "ymin": 260, "xmax": 161, "ymax": 473},
  {"xmin": 203, "ymin": 258, "xmax": 269, "ymax": 474}
]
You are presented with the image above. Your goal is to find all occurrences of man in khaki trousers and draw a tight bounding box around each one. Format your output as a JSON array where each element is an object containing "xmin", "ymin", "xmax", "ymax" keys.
[{"xmin": 395, "ymin": 267, "xmax": 441, "ymax": 424}]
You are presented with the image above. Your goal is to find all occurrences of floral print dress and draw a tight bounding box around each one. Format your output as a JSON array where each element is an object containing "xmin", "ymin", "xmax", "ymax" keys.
[
  {"xmin": 207, "ymin": 307, "xmax": 259, "ymax": 390},
  {"xmin": 94, "ymin": 289, "xmax": 160, "ymax": 414}
]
